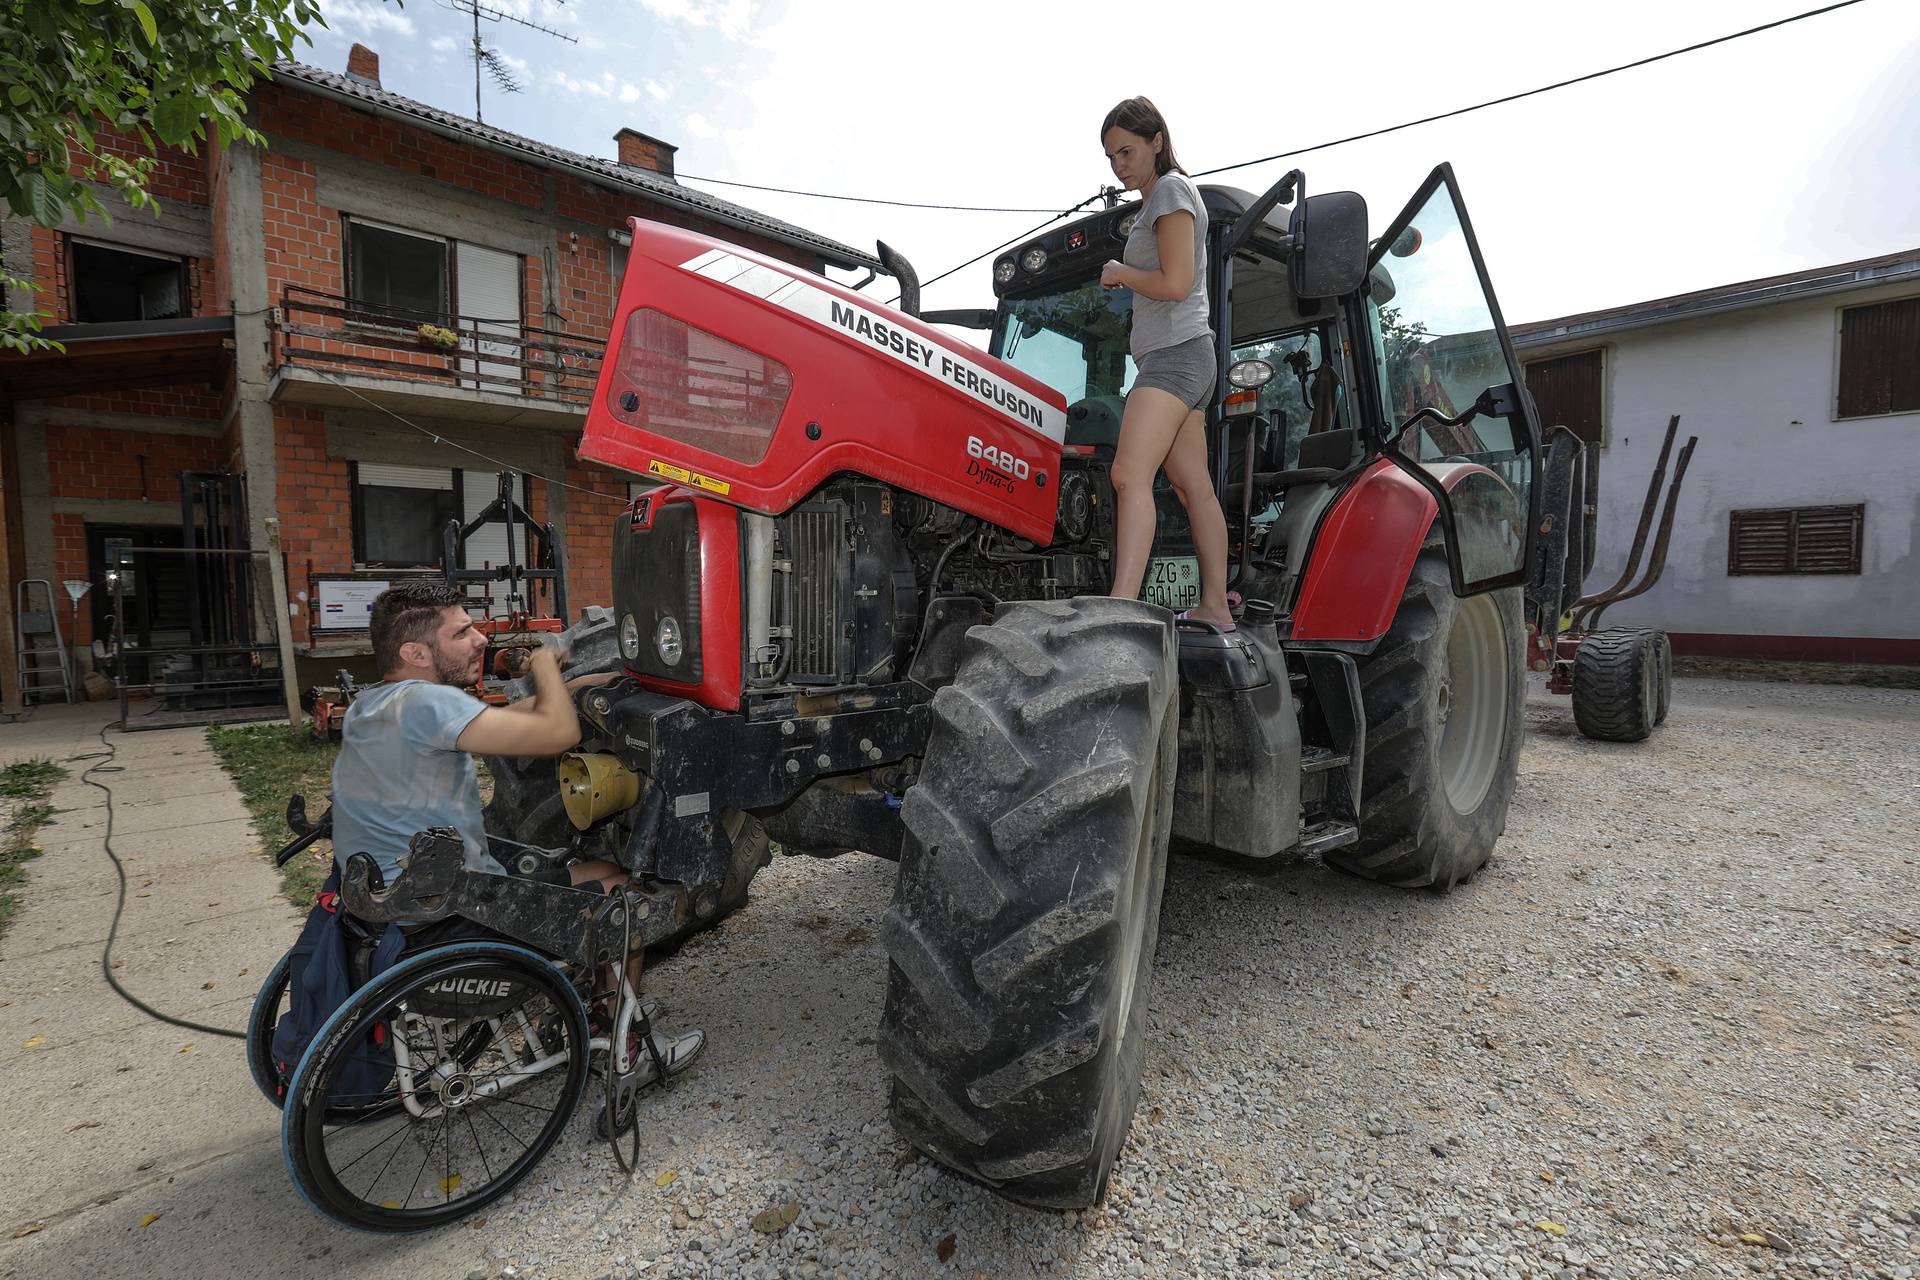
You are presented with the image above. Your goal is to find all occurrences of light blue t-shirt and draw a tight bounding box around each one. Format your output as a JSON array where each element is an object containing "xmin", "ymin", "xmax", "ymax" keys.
[
  {"xmin": 1122, "ymin": 170, "xmax": 1212, "ymax": 361},
  {"xmin": 330, "ymin": 679, "xmax": 500, "ymax": 884}
]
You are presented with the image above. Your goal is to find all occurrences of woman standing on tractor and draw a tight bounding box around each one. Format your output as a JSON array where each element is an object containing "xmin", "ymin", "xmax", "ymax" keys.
[{"xmin": 1098, "ymin": 96, "xmax": 1233, "ymax": 630}]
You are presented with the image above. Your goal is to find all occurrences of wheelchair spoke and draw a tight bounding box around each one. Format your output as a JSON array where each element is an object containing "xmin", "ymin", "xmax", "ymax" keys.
[{"xmin": 462, "ymin": 1108, "xmax": 496, "ymax": 1185}]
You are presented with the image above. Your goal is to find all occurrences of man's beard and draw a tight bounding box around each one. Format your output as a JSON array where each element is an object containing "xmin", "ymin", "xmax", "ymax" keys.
[{"xmin": 431, "ymin": 647, "xmax": 478, "ymax": 686}]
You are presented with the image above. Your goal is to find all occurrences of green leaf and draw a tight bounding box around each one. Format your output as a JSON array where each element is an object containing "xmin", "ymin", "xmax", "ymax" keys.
[
  {"xmin": 151, "ymin": 93, "xmax": 201, "ymax": 146},
  {"xmin": 15, "ymin": 172, "xmax": 62, "ymax": 226},
  {"xmin": 131, "ymin": 1, "xmax": 159, "ymax": 44},
  {"xmin": 7, "ymin": 83, "xmax": 30, "ymax": 107}
]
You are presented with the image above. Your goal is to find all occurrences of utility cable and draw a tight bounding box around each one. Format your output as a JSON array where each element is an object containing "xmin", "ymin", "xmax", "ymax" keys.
[
  {"xmin": 908, "ymin": 0, "xmax": 1872, "ymax": 299},
  {"xmin": 678, "ymin": 173, "xmax": 1063, "ymax": 214},
  {"xmin": 1190, "ymin": 0, "xmax": 1872, "ymax": 179},
  {"xmin": 78, "ymin": 722, "xmax": 246, "ymax": 1039},
  {"xmin": 892, "ymin": 190, "xmax": 1110, "ymax": 304}
]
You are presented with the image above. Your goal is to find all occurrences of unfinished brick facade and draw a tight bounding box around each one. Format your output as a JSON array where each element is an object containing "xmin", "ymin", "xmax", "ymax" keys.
[{"xmin": 3, "ymin": 58, "xmax": 865, "ymax": 698}]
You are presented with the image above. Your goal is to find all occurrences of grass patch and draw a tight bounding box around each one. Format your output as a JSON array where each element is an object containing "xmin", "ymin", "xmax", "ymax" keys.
[
  {"xmin": 206, "ymin": 724, "xmax": 341, "ymax": 906},
  {"xmin": 0, "ymin": 758, "xmax": 69, "ymax": 938}
]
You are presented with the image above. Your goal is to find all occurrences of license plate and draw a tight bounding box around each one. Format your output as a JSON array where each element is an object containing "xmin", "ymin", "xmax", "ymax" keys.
[{"xmin": 1143, "ymin": 557, "xmax": 1199, "ymax": 611}]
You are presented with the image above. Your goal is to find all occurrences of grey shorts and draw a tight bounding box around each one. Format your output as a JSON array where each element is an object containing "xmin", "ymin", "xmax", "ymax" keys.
[{"xmin": 1131, "ymin": 333, "xmax": 1217, "ymax": 410}]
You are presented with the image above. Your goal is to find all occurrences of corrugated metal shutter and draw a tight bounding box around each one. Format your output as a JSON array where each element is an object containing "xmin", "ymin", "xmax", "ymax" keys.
[
  {"xmin": 1837, "ymin": 296, "xmax": 1920, "ymax": 418},
  {"xmin": 356, "ymin": 463, "xmax": 453, "ymax": 490},
  {"xmin": 1524, "ymin": 349, "xmax": 1604, "ymax": 444},
  {"xmin": 455, "ymin": 242, "xmax": 522, "ymax": 393},
  {"xmin": 1729, "ymin": 504, "xmax": 1863, "ymax": 575}
]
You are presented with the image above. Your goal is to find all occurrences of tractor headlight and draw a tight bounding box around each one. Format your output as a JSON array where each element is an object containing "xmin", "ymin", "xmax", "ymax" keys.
[
  {"xmin": 619, "ymin": 613, "xmax": 640, "ymax": 659},
  {"xmin": 1020, "ymin": 246, "xmax": 1048, "ymax": 274},
  {"xmin": 993, "ymin": 258, "xmax": 1017, "ymax": 286},
  {"xmin": 1227, "ymin": 358, "xmax": 1277, "ymax": 390},
  {"xmin": 654, "ymin": 616, "xmax": 684, "ymax": 667}
]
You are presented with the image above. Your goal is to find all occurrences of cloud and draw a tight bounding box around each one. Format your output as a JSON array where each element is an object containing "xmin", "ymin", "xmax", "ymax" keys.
[
  {"xmin": 428, "ymin": 35, "xmax": 459, "ymax": 53},
  {"xmin": 647, "ymin": 80, "xmax": 671, "ymax": 102},
  {"xmin": 682, "ymin": 112, "xmax": 721, "ymax": 141},
  {"xmin": 639, "ymin": 0, "xmax": 756, "ymax": 43},
  {"xmin": 321, "ymin": 0, "xmax": 415, "ymax": 37},
  {"xmin": 551, "ymin": 69, "xmax": 613, "ymax": 99},
  {"xmin": 619, "ymin": 82, "xmax": 643, "ymax": 103}
]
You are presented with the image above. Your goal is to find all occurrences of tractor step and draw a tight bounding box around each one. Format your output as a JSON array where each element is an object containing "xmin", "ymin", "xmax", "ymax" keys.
[
  {"xmin": 1297, "ymin": 820, "xmax": 1359, "ymax": 855},
  {"xmin": 1300, "ymin": 748, "xmax": 1350, "ymax": 774}
]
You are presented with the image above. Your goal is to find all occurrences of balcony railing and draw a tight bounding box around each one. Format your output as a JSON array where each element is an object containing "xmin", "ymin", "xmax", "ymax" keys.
[{"xmin": 273, "ymin": 286, "xmax": 603, "ymax": 409}]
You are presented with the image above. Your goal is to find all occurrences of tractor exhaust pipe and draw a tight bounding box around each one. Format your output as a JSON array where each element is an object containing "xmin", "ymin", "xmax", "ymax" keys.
[{"xmin": 876, "ymin": 241, "xmax": 920, "ymax": 317}]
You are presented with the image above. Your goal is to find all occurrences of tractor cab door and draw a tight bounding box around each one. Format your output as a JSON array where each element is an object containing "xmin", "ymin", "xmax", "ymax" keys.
[{"xmin": 1365, "ymin": 164, "xmax": 1541, "ymax": 595}]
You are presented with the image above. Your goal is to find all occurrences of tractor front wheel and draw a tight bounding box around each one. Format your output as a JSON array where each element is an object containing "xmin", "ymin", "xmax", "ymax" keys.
[
  {"xmin": 877, "ymin": 598, "xmax": 1178, "ymax": 1209},
  {"xmin": 1325, "ymin": 544, "xmax": 1526, "ymax": 890}
]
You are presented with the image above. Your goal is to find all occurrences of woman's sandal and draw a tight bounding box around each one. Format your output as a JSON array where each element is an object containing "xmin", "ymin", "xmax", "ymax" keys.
[{"xmin": 1174, "ymin": 608, "xmax": 1236, "ymax": 633}]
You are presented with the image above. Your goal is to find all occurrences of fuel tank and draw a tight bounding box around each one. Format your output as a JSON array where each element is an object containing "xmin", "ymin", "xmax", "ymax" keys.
[{"xmin": 581, "ymin": 220, "xmax": 1068, "ymax": 545}]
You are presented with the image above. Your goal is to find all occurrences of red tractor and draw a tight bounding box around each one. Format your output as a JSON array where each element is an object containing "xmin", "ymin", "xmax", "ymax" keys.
[{"xmin": 484, "ymin": 164, "xmax": 1624, "ymax": 1208}]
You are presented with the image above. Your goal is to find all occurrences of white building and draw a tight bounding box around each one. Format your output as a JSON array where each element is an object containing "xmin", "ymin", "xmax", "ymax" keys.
[{"xmin": 1511, "ymin": 248, "xmax": 1920, "ymax": 664}]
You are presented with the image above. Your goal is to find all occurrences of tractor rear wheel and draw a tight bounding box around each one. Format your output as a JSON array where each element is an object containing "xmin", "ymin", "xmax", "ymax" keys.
[
  {"xmin": 878, "ymin": 598, "xmax": 1177, "ymax": 1209},
  {"xmin": 1653, "ymin": 630, "xmax": 1674, "ymax": 726},
  {"xmin": 1325, "ymin": 544, "xmax": 1525, "ymax": 890},
  {"xmin": 1572, "ymin": 628, "xmax": 1659, "ymax": 743}
]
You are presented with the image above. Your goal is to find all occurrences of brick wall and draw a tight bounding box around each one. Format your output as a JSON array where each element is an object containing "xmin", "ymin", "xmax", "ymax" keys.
[
  {"xmin": 271, "ymin": 403, "xmax": 351, "ymax": 645},
  {"xmin": 558, "ymin": 459, "xmax": 636, "ymax": 616}
]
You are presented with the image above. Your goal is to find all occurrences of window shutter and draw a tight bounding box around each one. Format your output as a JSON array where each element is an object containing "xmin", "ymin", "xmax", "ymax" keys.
[
  {"xmin": 1837, "ymin": 296, "xmax": 1920, "ymax": 418},
  {"xmin": 1729, "ymin": 505, "xmax": 1863, "ymax": 576},
  {"xmin": 355, "ymin": 463, "xmax": 453, "ymax": 490},
  {"xmin": 1524, "ymin": 349, "xmax": 1605, "ymax": 445}
]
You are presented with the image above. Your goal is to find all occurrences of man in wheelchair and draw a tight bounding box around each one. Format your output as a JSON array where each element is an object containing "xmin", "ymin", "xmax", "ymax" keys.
[{"xmin": 254, "ymin": 582, "xmax": 705, "ymax": 1230}]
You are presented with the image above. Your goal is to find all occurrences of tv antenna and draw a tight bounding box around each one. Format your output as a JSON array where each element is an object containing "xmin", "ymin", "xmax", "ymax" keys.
[{"xmin": 439, "ymin": 0, "xmax": 577, "ymax": 122}]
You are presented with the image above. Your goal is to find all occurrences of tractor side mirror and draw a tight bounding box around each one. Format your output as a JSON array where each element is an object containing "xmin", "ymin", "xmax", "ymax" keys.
[{"xmin": 1290, "ymin": 191, "xmax": 1369, "ymax": 299}]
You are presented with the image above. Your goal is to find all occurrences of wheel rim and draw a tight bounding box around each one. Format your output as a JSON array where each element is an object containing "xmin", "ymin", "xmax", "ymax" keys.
[
  {"xmin": 291, "ymin": 954, "xmax": 588, "ymax": 1229},
  {"xmin": 1438, "ymin": 594, "xmax": 1509, "ymax": 813}
]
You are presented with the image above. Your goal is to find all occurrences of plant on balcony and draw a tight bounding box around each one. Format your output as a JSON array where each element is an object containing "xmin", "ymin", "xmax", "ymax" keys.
[{"xmin": 416, "ymin": 323, "xmax": 461, "ymax": 350}]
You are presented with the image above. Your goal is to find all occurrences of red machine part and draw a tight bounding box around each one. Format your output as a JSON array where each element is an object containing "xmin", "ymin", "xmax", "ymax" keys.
[
  {"xmin": 624, "ymin": 489, "xmax": 746, "ymax": 712},
  {"xmin": 1290, "ymin": 460, "xmax": 1439, "ymax": 642},
  {"xmin": 580, "ymin": 220, "xmax": 1067, "ymax": 545}
]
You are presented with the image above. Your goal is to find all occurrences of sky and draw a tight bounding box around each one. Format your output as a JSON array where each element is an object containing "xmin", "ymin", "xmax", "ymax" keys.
[{"xmin": 296, "ymin": 0, "xmax": 1920, "ymax": 325}]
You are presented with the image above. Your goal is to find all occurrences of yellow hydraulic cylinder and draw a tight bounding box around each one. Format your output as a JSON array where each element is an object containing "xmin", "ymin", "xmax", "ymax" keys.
[{"xmin": 556, "ymin": 752, "xmax": 642, "ymax": 830}]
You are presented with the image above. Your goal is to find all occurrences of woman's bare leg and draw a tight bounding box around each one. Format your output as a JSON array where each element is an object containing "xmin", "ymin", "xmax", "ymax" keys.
[
  {"xmin": 1160, "ymin": 408, "xmax": 1233, "ymax": 626},
  {"xmin": 1109, "ymin": 387, "xmax": 1195, "ymax": 599}
]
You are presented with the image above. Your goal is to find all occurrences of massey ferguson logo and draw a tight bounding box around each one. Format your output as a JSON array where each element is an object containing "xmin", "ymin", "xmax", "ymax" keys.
[{"xmin": 426, "ymin": 978, "xmax": 517, "ymax": 999}]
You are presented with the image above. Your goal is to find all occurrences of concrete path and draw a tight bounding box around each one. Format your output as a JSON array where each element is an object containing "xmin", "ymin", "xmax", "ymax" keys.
[{"xmin": 0, "ymin": 706, "xmax": 434, "ymax": 1280}]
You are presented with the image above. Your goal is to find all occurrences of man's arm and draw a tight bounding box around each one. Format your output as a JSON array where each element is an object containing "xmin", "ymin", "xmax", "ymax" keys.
[{"xmin": 455, "ymin": 647, "xmax": 581, "ymax": 756}]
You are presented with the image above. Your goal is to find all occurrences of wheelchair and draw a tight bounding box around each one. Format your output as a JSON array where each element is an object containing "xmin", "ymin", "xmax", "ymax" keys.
[{"xmin": 248, "ymin": 795, "xmax": 690, "ymax": 1232}]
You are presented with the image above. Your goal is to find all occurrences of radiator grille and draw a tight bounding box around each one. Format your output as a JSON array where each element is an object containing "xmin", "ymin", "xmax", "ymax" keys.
[{"xmin": 787, "ymin": 506, "xmax": 843, "ymax": 682}]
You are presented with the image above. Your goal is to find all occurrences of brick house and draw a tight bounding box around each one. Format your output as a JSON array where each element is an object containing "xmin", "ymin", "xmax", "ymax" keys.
[{"xmin": 0, "ymin": 47, "xmax": 876, "ymax": 707}]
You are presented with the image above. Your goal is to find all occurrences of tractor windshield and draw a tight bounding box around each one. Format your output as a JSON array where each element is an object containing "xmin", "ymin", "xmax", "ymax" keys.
[{"xmin": 993, "ymin": 280, "xmax": 1137, "ymax": 404}]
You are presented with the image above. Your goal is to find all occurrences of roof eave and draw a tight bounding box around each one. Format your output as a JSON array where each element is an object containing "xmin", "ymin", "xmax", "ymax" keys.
[
  {"xmin": 1513, "ymin": 257, "xmax": 1920, "ymax": 351},
  {"xmin": 272, "ymin": 71, "xmax": 882, "ymax": 274}
]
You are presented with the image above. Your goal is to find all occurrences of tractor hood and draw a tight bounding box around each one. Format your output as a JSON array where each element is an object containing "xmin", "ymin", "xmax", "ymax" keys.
[{"xmin": 582, "ymin": 220, "xmax": 1068, "ymax": 545}]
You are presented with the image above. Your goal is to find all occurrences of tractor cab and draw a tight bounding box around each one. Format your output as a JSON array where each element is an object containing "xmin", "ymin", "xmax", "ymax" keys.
[{"xmin": 983, "ymin": 164, "xmax": 1541, "ymax": 614}]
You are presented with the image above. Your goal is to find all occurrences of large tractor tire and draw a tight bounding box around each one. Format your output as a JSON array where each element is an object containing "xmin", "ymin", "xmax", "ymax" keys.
[
  {"xmin": 878, "ymin": 598, "xmax": 1178, "ymax": 1209},
  {"xmin": 1571, "ymin": 628, "xmax": 1660, "ymax": 743},
  {"xmin": 1325, "ymin": 544, "xmax": 1526, "ymax": 890},
  {"xmin": 1653, "ymin": 630, "xmax": 1674, "ymax": 726}
]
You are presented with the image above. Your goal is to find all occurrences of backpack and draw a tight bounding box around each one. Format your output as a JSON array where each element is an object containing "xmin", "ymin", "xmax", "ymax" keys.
[{"xmin": 270, "ymin": 868, "xmax": 408, "ymax": 1105}]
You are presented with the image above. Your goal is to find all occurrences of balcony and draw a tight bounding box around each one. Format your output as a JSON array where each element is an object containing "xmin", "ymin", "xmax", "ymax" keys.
[{"xmin": 269, "ymin": 286, "xmax": 604, "ymax": 429}]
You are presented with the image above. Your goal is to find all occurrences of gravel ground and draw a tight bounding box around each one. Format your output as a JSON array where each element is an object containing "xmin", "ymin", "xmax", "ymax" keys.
[{"xmin": 395, "ymin": 678, "xmax": 1919, "ymax": 1280}]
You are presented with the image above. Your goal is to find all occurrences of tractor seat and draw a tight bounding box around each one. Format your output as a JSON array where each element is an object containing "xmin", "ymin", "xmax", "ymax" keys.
[{"xmin": 1223, "ymin": 428, "xmax": 1359, "ymax": 509}]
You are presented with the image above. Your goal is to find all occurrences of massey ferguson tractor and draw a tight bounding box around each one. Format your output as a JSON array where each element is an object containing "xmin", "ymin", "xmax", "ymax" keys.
[{"xmin": 480, "ymin": 163, "xmax": 1648, "ymax": 1208}]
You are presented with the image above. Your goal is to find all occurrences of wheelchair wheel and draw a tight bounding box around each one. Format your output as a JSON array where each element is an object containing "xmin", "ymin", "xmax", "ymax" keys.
[
  {"xmin": 282, "ymin": 940, "xmax": 591, "ymax": 1232},
  {"xmin": 247, "ymin": 950, "xmax": 295, "ymax": 1107}
]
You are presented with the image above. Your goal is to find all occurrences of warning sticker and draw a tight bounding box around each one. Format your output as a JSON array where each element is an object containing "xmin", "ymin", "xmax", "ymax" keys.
[{"xmin": 647, "ymin": 458, "xmax": 732, "ymax": 495}]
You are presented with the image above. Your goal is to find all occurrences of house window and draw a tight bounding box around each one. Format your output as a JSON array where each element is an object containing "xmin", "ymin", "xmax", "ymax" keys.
[
  {"xmin": 1524, "ymin": 348, "xmax": 1604, "ymax": 445},
  {"xmin": 69, "ymin": 241, "xmax": 187, "ymax": 322},
  {"xmin": 1836, "ymin": 296, "xmax": 1920, "ymax": 418},
  {"xmin": 351, "ymin": 462, "xmax": 458, "ymax": 568},
  {"xmin": 345, "ymin": 219, "xmax": 449, "ymax": 322},
  {"xmin": 1728, "ymin": 504, "xmax": 1864, "ymax": 576}
]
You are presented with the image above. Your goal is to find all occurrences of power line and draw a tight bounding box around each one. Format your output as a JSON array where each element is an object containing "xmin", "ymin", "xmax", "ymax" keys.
[
  {"xmin": 1191, "ymin": 0, "xmax": 1872, "ymax": 179},
  {"xmin": 908, "ymin": 0, "xmax": 1873, "ymax": 299},
  {"xmin": 892, "ymin": 191, "xmax": 1110, "ymax": 304},
  {"xmin": 679, "ymin": 174, "xmax": 1065, "ymax": 215}
]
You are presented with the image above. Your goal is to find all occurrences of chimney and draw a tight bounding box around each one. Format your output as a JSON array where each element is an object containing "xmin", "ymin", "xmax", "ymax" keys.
[
  {"xmin": 614, "ymin": 128, "xmax": 678, "ymax": 180},
  {"xmin": 345, "ymin": 43, "xmax": 381, "ymax": 87}
]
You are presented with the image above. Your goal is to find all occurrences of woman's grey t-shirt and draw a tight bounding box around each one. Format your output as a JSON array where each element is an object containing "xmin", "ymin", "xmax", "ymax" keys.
[{"xmin": 1122, "ymin": 171, "xmax": 1211, "ymax": 361}]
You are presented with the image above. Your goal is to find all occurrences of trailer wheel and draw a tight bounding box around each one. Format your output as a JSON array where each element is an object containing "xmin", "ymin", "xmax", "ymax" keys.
[
  {"xmin": 1571, "ymin": 628, "xmax": 1659, "ymax": 743},
  {"xmin": 1325, "ymin": 544, "xmax": 1526, "ymax": 890},
  {"xmin": 878, "ymin": 598, "xmax": 1177, "ymax": 1209}
]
